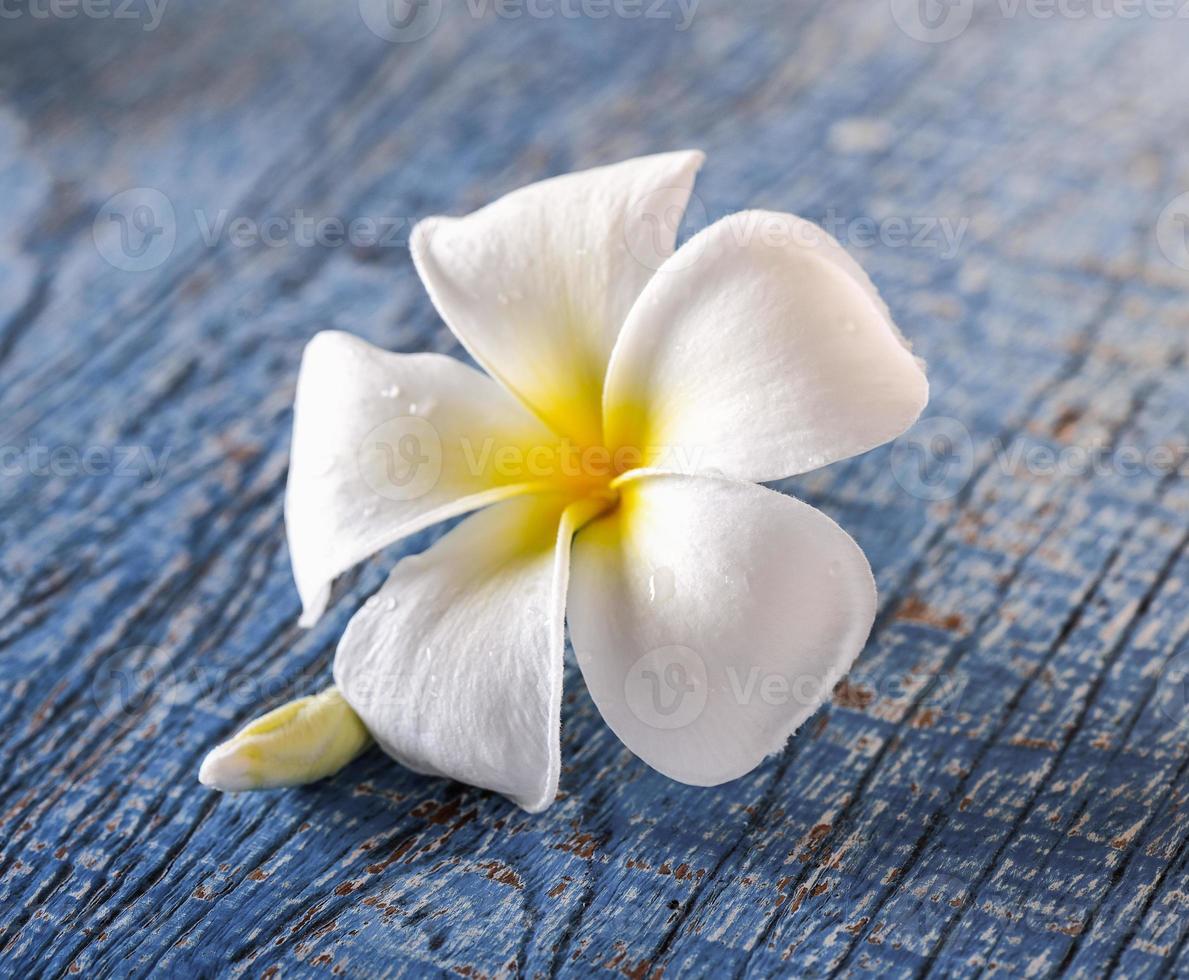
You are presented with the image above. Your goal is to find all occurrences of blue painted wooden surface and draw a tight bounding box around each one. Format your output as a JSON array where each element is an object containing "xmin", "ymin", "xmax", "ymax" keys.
[{"xmin": 1, "ymin": 1, "xmax": 1187, "ymax": 976}]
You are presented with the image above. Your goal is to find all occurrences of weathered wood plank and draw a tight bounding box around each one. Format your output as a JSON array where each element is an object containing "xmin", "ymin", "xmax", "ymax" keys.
[{"xmin": 0, "ymin": 2, "xmax": 1186, "ymax": 977}]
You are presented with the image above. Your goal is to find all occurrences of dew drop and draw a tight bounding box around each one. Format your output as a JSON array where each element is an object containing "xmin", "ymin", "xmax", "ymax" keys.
[
  {"xmin": 648, "ymin": 566, "xmax": 676, "ymax": 603},
  {"xmin": 408, "ymin": 402, "xmax": 418, "ymax": 415},
  {"xmin": 383, "ymin": 596, "xmax": 397, "ymax": 611}
]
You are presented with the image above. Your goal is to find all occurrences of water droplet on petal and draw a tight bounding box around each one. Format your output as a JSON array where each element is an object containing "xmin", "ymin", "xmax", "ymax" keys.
[
  {"xmin": 408, "ymin": 402, "xmax": 418, "ymax": 415},
  {"xmin": 383, "ymin": 596, "xmax": 397, "ymax": 611},
  {"xmin": 648, "ymin": 566, "xmax": 676, "ymax": 603}
]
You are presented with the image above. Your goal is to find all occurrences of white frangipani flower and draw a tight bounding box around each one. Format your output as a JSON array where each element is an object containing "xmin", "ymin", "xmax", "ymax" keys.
[{"xmin": 199, "ymin": 151, "xmax": 928, "ymax": 812}]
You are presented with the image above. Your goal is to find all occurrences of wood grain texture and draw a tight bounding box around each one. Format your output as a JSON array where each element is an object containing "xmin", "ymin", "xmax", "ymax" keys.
[{"xmin": 0, "ymin": 1, "xmax": 1187, "ymax": 976}]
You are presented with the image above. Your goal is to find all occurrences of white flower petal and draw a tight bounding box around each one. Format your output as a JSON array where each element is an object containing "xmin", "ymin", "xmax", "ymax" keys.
[
  {"xmin": 411, "ymin": 151, "xmax": 705, "ymax": 446},
  {"xmin": 285, "ymin": 331, "xmax": 558, "ymax": 625},
  {"xmin": 333, "ymin": 492, "xmax": 582, "ymax": 812},
  {"xmin": 603, "ymin": 211, "xmax": 928, "ymax": 483},
  {"xmin": 567, "ymin": 472, "xmax": 876, "ymax": 786}
]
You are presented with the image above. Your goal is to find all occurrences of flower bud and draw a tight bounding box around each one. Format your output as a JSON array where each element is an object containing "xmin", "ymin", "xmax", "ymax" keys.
[{"xmin": 199, "ymin": 686, "xmax": 371, "ymax": 791}]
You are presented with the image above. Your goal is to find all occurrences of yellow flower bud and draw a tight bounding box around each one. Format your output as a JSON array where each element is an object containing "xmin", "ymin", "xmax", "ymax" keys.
[{"xmin": 199, "ymin": 686, "xmax": 371, "ymax": 791}]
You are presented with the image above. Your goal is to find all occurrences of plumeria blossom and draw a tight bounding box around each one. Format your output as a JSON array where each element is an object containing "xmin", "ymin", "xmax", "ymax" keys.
[{"xmin": 200, "ymin": 151, "xmax": 928, "ymax": 812}]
